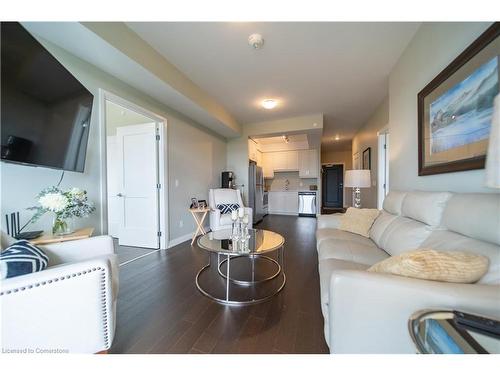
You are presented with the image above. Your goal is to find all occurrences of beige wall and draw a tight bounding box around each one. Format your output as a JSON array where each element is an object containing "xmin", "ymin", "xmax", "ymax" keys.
[
  {"xmin": 351, "ymin": 97, "xmax": 389, "ymax": 208},
  {"xmin": 1, "ymin": 37, "xmax": 227, "ymax": 244},
  {"xmin": 389, "ymin": 22, "xmax": 497, "ymax": 194},
  {"xmin": 321, "ymin": 149, "xmax": 353, "ymax": 207}
]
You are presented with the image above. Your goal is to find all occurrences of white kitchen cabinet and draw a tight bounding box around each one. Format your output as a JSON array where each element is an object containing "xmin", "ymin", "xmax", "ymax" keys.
[
  {"xmin": 272, "ymin": 151, "xmax": 288, "ymax": 171},
  {"xmin": 249, "ymin": 140, "xmax": 263, "ymax": 166},
  {"xmin": 285, "ymin": 151, "xmax": 299, "ymax": 171},
  {"xmin": 299, "ymin": 149, "xmax": 319, "ymax": 178},
  {"xmin": 248, "ymin": 139, "xmax": 258, "ymax": 163},
  {"xmin": 272, "ymin": 151, "xmax": 299, "ymax": 172},
  {"xmin": 256, "ymin": 149, "xmax": 262, "ymax": 166},
  {"xmin": 262, "ymin": 153, "xmax": 274, "ymax": 178},
  {"xmin": 268, "ymin": 191, "xmax": 298, "ymax": 215}
]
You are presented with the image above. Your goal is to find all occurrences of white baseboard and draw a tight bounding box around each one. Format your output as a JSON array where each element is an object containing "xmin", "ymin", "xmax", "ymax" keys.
[{"xmin": 168, "ymin": 226, "xmax": 210, "ymax": 248}]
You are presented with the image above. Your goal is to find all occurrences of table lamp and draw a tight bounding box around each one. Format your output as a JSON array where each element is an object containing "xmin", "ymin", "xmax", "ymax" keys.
[
  {"xmin": 485, "ymin": 94, "xmax": 500, "ymax": 189},
  {"xmin": 345, "ymin": 169, "xmax": 371, "ymax": 208}
]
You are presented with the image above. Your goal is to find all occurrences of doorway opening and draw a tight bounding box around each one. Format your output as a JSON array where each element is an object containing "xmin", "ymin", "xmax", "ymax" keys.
[
  {"xmin": 100, "ymin": 91, "xmax": 168, "ymax": 265},
  {"xmin": 321, "ymin": 164, "xmax": 344, "ymax": 214},
  {"xmin": 377, "ymin": 131, "xmax": 389, "ymax": 209}
]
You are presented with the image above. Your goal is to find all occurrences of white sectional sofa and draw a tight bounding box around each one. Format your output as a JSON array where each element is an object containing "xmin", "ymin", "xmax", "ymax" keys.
[{"xmin": 316, "ymin": 191, "xmax": 500, "ymax": 353}]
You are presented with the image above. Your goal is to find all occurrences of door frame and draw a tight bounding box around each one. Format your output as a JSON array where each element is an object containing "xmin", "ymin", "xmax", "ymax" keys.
[
  {"xmin": 321, "ymin": 162, "xmax": 346, "ymax": 209},
  {"xmin": 377, "ymin": 127, "xmax": 389, "ymax": 210},
  {"xmin": 98, "ymin": 89, "xmax": 168, "ymax": 250}
]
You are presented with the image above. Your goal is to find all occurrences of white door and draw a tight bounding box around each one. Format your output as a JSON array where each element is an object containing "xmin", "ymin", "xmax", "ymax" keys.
[
  {"xmin": 116, "ymin": 123, "xmax": 160, "ymax": 248},
  {"xmin": 106, "ymin": 136, "xmax": 120, "ymax": 238}
]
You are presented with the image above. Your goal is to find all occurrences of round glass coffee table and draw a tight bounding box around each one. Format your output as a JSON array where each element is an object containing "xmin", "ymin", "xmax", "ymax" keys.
[{"xmin": 196, "ymin": 228, "xmax": 285, "ymax": 306}]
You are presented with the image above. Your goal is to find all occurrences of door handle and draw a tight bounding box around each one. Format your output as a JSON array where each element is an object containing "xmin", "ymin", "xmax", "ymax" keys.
[{"xmin": 117, "ymin": 193, "xmax": 124, "ymax": 197}]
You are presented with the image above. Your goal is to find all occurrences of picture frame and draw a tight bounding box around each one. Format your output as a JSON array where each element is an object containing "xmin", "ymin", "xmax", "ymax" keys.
[
  {"xmin": 362, "ymin": 147, "xmax": 371, "ymax": 170},
  {"xmin": 417, "ymin": 23, "xmax": 499, "ymax": 176},
  {"xmin": 190, "ymin": 197, "xmax": 199, "ymax": 209},
  {"xmin": 198, "ymin": 199, "xmax": 207, "ymax": 209}
]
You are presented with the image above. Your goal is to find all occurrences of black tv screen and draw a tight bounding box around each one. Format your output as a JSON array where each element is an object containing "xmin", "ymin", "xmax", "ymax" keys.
[{"xmin": 1, "ymin": 22, "xmax": 93, "ymax": 172}]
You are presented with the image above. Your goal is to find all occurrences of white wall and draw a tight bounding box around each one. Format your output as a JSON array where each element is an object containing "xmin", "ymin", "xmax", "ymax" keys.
[
  {"xmin": 351, "ymin": 97, "xmax": 389, "ymax": 208},
  {"xmin": 1, "ymin": 37, "xmax": 227, "ymax": 243},
  {"xmin": 389, "ymin": 22, "xmax": 497, "ymax": 193}
]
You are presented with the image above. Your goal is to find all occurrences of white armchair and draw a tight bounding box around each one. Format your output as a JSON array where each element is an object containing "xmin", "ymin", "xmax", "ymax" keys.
[
  {"xmin": 0, "ymin": 233, "xmax": 118, "ymax": 353},
  {"xmin": 208, "ymin": 188, "xmax": 253, "ymax": 231}
]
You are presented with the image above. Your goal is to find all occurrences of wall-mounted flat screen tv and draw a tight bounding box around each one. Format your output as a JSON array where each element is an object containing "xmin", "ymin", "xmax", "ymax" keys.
[{"xmin": 1, "ymin": 22, "xmax": 93, "ymax": 172}]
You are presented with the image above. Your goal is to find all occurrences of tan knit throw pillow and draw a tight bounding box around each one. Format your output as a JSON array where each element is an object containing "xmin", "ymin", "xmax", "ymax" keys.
[
  {"xmin": 339, "ymin": 207, "xmax": 380, "ymax": 237},
  {"xmin": 368, "ymin": 249, "xmax": 489, "ymax": 283}
]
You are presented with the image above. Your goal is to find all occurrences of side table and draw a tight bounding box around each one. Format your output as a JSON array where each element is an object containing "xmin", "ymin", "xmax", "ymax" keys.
[
  {"xmin": 189, "ymin": 207, "xmax": 210, "ymax": 245},
  {"xmin": 30, "ymin": 227, "xmax": 94, "ymax": 246},
  {"xmin": 409, "ymin": 309, "xmax": 500, "ymax": 354}
]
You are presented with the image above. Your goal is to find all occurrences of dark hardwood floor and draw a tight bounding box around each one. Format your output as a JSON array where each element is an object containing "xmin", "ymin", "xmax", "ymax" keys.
[{"xmin": 109, "ymin": 214, "xmax": 329, "ymax": 354}]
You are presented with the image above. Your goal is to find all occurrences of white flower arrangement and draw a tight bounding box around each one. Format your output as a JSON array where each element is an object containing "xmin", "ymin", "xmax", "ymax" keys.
[{"xmin": 28, "ymin": 186, "xmax": 95, "ymax": 234}]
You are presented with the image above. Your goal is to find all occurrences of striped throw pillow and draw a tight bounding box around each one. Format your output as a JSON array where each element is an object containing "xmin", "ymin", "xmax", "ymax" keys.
[
  {"xmin": 216, "ymin": 203, "xmax": 240, "ymax": 214},
  {"xmin": 0, "ymin": 240, "xmax": 49, "ymax": 279}
]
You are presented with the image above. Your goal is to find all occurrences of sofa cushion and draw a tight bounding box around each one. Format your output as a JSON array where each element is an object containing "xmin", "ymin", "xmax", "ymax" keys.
[
  {"xmin": 369, "ymin": 211, "xmax": 398, "ymax": 248},
  {"xmin": 382, "ymin": 191, "xmax": 407, "ymax": 215},
  {"xmin": 316, "ymin": 228, "xmax": 374, "ymax": 250},
  {"xmin": 377, "ymin": 216, "xmax": 433, "ymax": 256},
  {"xmin": 212, "ymin": 189, "xmax": 240, "ymax": 205},
  {"xmin": 219, "ymin": 214, "xmax": 233, "ymax": 226},
  {"xmin": 421, "ymin": 230, "xmax": 500, "ymax": 285},
  {"xmin": 441, "ymin": 193, "xmax": 500, "ymax": 246},
  {"xmin": 368, "ymin": 249, "xmax": 489, "ymax": 283},
  {"xmin": 339, "ymin": 208, "xmax": 380, "ymax": 238},
  {"xmin": 317, "ymin": 213, "xmax": 343, "ymax": 230},
  {"xmin": 318, "ymin": 238, "xmax": 389, "ymax": 265},
  {"xmin": 401, "ymin": 191, "xmax": 452, "ymax": 227}
]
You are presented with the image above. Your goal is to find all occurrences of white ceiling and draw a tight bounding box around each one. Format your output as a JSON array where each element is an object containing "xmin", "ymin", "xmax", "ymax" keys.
[
  {"xmin": 22, "ymin": 22, "xmax": 241, "ymax": 138},
  {"xmin": 253, "ymin": 134, "xmax": 307, "ymax": 145},
  {"xmin": 127, "ymin": 22, "xmax": 420, "ymax": 150}
]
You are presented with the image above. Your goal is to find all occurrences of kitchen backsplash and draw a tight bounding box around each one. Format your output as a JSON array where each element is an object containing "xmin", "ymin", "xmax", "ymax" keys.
[{"xmin": 265, "ymin": 171, "xmax": 317, "ymax": 191}]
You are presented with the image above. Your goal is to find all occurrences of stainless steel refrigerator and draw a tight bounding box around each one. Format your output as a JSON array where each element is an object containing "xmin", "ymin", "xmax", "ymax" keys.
[{"xmin": 248, "ymin": 161, "xmax": 264, "ymax": 224}]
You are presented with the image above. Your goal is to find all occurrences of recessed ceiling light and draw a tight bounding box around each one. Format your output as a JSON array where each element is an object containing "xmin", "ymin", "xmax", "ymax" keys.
[
  {"xmin": 262, "ymin": 99, "xmax": 277, "ymax": 109},
  {"xmin": 248, "ymin": 33, "xmax": 264, "ymax": 50}
]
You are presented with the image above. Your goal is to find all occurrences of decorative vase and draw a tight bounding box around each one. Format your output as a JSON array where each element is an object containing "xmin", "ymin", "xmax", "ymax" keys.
[{"xmin": 52, "ymin": 215, "xmax": 73, "ymax": 236}]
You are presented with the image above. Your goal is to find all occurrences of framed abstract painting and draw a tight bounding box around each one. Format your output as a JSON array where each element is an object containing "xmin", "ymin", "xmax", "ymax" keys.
[{"xmin": 418, "ymin": 23, "xmax": 500, "ymax": 176}]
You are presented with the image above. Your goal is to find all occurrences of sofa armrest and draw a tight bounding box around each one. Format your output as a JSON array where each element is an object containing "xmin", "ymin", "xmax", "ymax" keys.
[
  {"xmin": 209, "ymin": 208, "xmax": 221, "ymax": 231},
  {"xmin": 317, "ymin": 213, "xmax": 344, "ymax": 229},
  {"xmin": 244, "ymin": 207, "xmax": 253, "ymax": 228},
  {"xmin": 328, "ymin": 270, "xmax": 500, "ymax": 353},
  {"xmin": 1, "ymin": 256, "xmax": 116, "ymax": 353},
  {"xmin": 39, "ymin": 235, "xmax": 114, "ymax": 265}
]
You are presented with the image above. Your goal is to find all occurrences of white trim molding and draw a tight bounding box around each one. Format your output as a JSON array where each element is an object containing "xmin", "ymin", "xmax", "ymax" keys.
[
  {"xmin": 98, "ymin": 89, "xmax": 169, "ymax": 249},
  {"xmin": 168, "ymin": 226, "xmax": 210, "ymax": 248}
]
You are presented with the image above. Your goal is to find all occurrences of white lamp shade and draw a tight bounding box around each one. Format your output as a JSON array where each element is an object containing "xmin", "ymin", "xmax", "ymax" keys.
[
  {"xmin": 485, "ymin": 94, "xmax": 500, "ymax": 189},
  {"xmin": 345, "ymin": 169, "xmax": 371, "ymax": 188}
]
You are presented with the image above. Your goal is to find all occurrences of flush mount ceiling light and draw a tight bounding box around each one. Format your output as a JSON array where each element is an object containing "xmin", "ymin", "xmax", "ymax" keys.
[
  {"xmin": 262, "ymin": 99, "xmax": 277, "ymax": 109},
  {"xmin": 248, "ymin": 33, "xmax": 264, "ymax": 50}
]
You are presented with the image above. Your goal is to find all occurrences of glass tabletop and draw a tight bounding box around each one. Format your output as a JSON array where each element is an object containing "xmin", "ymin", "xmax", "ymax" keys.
[
  {"xmin": 197, "ymin": 228, "xmax": 284, "ymax": 255},
  {"xmin": 409, "ymin": 310, "xmax": 500, "ymax": 354}
]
